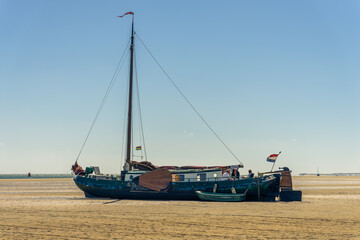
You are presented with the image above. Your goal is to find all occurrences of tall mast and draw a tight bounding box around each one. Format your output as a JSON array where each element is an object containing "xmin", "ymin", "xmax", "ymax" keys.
[{"xmin": 125, "ymin": 14, "xmax": 135, "ymax": 170}]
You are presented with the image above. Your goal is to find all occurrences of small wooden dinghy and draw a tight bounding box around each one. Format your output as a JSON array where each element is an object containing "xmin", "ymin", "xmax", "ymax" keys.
[{"xmin": 195, "ymin": 190, "xmax": 247, "ymax": 202}]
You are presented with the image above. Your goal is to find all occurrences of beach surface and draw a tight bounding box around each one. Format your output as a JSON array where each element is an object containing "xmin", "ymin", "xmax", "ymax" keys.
[{"xmin": 1, "ymin": 176, "xmax": 360, "ymax": 239}]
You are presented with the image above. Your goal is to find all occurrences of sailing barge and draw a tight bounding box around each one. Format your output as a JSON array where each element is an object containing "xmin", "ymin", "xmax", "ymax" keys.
[{"xmin": 72, "ymin": 12, "xmax": 289, "ymax": 201}]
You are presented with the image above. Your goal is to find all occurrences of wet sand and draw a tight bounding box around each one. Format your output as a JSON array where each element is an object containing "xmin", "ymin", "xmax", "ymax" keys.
[{"xmin": 1, "ymin": 176, "xmax": 360, "ymax": 239}]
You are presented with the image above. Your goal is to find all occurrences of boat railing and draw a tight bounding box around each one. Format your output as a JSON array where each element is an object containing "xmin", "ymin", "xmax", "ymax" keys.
[
  {"xmin": 85, "ymin": 174, "xmax": 118, "ymax": 180},
  {"xmin": 173, "ymin": 176, "xmax": 253, "ymax": 183},
  {"xmin": 258, "ymin": 171, "xmax": 282, "ymax": 177}
]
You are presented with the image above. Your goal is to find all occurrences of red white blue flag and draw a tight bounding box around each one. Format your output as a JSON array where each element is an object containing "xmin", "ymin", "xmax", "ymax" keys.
[{"xmin": 267, "ymin": 153, "xmax": 279, "ymax": 162}]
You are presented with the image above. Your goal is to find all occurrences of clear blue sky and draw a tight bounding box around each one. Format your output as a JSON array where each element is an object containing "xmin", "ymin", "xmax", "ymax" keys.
[{"xmin": 1, "ymin": 1, "xmax": 359, "ymax": 174}]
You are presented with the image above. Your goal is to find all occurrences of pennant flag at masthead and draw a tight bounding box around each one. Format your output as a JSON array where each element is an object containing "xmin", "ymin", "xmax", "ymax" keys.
[{"xmin": 118, "ymin": 12, "xmax": 134, "ymax": 18}]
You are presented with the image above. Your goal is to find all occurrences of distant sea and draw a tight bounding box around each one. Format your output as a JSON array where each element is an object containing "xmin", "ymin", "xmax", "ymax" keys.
[{"xmin": 0, "ymin": 174, "xmax": 73, "ymax": 179}]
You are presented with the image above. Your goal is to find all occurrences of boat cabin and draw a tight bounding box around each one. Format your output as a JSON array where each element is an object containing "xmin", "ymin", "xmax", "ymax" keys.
[
  {"xmin": 84, "ymin": 166, "xmax": 223, "ymax": 183},
  {"xmin": 170, "ymin": 169, "xmax": 222, "ymax": 182},
  {"xmin": 123, "ymin": 168, "xmax": 223, "ymax": 182}
]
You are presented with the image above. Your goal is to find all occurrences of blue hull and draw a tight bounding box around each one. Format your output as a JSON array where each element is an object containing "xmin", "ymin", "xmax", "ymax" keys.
[{"xmin": 74, "ymin": 173, "xmax": 281, "ymax": 201}]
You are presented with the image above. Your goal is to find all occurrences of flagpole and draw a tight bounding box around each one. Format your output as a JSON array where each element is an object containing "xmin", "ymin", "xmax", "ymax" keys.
[{"xmin": 270, "ymin": 151, "xmax": 281, "ymax": 172}]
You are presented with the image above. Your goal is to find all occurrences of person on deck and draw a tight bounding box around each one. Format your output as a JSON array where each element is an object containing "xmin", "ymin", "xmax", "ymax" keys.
[
  {"xmin": 248, "ymin": 169, "xmax": 254, "ymax": 178},
  {"xmin": 222, "ymin": 170, "xmax": 230, "ymax": 180},
  {"xmin": 231, "ymin": 168, "xmax": 240, "ymax": 180}
]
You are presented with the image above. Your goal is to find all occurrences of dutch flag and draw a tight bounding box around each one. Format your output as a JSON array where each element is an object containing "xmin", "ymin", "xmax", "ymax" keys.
[{"xmin": 267, "ymin": 152, "xmax": 281, "ymax": 162}]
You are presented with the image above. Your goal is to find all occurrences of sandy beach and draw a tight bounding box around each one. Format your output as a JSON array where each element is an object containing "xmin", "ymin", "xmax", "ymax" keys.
[{"xmin": 1, "ymin": 176, "xmax": 360, "ymax": 239}]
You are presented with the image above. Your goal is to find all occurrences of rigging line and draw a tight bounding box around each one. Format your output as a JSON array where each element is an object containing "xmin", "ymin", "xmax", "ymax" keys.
[
  {"xmin": 120, "ymin": 62, "xmax": 131, "ymax": 170},
  {"xmin": 135, "ymin": 33, "xmax": 243, "ymax": 167},
  {"xmin": 134, "ymin": 49, "xmax": 148, "ymax": 162},
  {"xmin": 134, "ymin": 51, "xmax": 142, "ymax": 159},
  {"xmin": 75, "ymin": 40, "xmax": 130, "ymax": 164},
  {"xmin": 134, "ymin": 49, "xmax": 142, "ymax": 159}
]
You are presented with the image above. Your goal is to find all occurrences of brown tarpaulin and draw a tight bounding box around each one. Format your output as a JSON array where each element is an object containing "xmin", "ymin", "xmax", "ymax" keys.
[{"xmin": 137, "ymin": 168, "xmax": 172, "ymax": 191}]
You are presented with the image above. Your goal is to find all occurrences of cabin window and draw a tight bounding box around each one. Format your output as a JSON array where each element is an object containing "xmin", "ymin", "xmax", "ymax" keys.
[
  {"xmin": 177, "ymin": 175, "xmax": 185, "ymax": 182},
  {"xmin": 197, "ymin": 173, "xmax": 206, "ymax": 181}
]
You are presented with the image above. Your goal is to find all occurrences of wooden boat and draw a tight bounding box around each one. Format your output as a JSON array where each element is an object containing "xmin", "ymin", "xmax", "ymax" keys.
[
  {"xmin": 196, "ymin": 190, "xmax": 247, "ymax": 202},
  {"xmin": 72, "ymin": 12, "xmax": 285, "ymax": 201}
]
